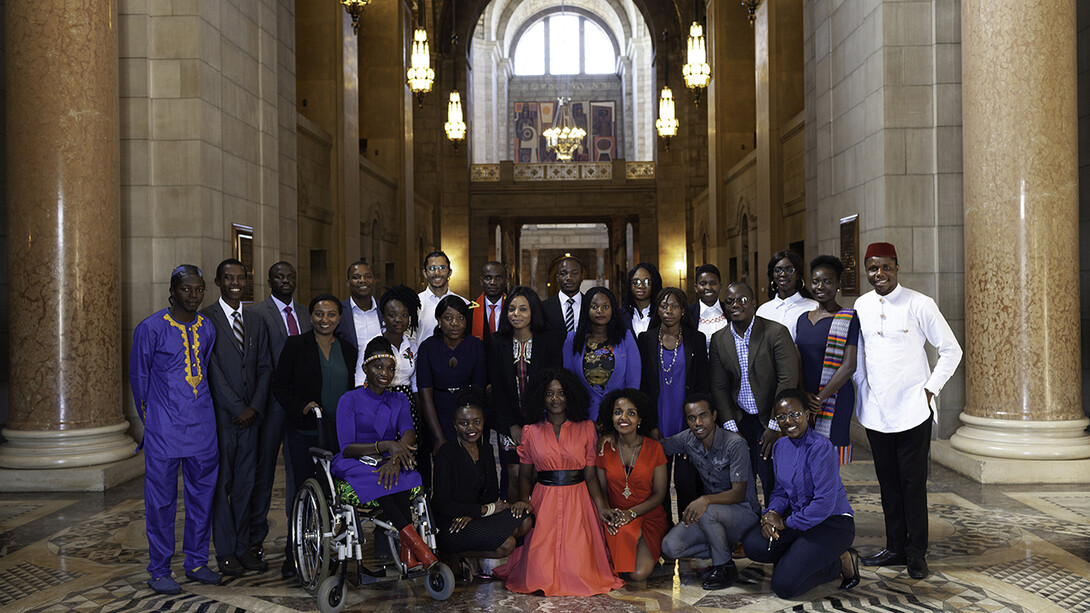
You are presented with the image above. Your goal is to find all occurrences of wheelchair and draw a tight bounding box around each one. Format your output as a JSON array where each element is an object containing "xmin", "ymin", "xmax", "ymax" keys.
[{"xmin": 290, "ymin": 409, "xmax": 455, "ymax": 613}]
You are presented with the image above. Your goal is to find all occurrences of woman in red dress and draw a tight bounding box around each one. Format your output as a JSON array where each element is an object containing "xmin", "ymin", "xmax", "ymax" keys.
[
  {"xmin": 595, "ymin": 388, "xmax": 669, "ymax": 583},
  {"xmin": 494, "ymin": 367, "xmax": 623, "ymax": 596}
]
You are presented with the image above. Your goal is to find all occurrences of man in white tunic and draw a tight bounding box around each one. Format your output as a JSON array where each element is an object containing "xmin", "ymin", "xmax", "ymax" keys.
[{"xmin": 855, "ymin": 242, "xmax": 962, "ymax": 580}]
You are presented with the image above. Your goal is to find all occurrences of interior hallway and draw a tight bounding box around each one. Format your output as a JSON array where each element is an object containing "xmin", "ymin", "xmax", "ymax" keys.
[{"xmin": 2, "ymin": 446, "xmax": 1088, "ymax": 613}]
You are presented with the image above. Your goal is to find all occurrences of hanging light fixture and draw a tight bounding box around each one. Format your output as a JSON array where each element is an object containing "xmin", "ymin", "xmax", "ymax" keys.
[
  {"xmin": 742, "ymin": 0, "xmax": 761, "ymax": 26},
  {"xmin": 656, "ymin": 31, "xmax": 679, "ymax": 151},
  {"xmin": 339, "ymin": 0, "xmax": 371, "ymax": 35},
  {"xmin": 543, "ymin": 98, "xmax": 586, "ymax": 162},
  {"xmin": 407, "ymin": 1, "xmax": 434, "ymax": 108},
  {"xmin": 444, "ymin": 0, "xmax": 466, "ymax": 148},
  {"xmin": 682, "ymin": 3, "xmax": 710, "ymax": 106}
]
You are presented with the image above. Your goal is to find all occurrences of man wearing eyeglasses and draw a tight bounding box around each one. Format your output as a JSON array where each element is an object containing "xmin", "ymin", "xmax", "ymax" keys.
[
  {"xmin": 417, "ymin": 250, "xmax": 468, "ymax": 343},
  {"xmin": 709, "ymin": 282, "xmax": 800, "ymax": 505}
]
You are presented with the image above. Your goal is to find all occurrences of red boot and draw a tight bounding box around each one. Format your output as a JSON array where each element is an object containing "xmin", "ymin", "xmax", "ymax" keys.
[
  {"xmin": 398, "ymin": 525, "xmax": 438, "ymax": 570},
  {"xmin": 398, "ymin": 534, "xmax": 421, "ymax": 570}
]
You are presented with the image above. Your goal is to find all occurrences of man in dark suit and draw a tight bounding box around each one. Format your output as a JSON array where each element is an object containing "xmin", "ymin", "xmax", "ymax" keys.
[
  {"xmin": 543, "ymin": 255, "xmax": 585, "ymax": 333},
  {"xmin": 202, "ymin": 259, "xmax": 272, "ymax": 577},
  {"xmin": 249, "ymin": 261, "xmax": 311, "ymax": 577},
  {"xmin": 709, "ymin": 282, "xmax": 799, "ymax": 504},
  {"xmin": 334, "ymin": 259, "xmax": 381, "ymax": 387},
  {"xmin": 471, "ymin": 260, "xmax": 507, "ymax": 341}
]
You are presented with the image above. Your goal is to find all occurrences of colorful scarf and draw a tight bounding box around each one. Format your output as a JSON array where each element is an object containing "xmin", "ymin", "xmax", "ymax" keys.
[{"xmin": 814, "ymin": 309, "xmax": 855, "ymax": 445}]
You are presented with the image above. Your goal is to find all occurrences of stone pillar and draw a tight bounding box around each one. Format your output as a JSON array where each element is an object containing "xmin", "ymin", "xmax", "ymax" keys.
[
  {"xmin": 952, "ymin": 0, "xmax": 1090, "ymax": 460},
  {"xmin": 529, "ymin": 249, "xmax": 539, "ymax": 295},
  {"xmin": 0, "ymin": 0, "xmax": 138, "ymax": 472},
  {"xmin": 596, "ymin": 249, "xmax": 605, "ymax": 286}
]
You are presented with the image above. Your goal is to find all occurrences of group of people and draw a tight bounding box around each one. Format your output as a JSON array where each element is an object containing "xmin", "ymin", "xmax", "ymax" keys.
[{"xmin": 129, "ymin": 240, "xmax": 962, "ymax": 600}]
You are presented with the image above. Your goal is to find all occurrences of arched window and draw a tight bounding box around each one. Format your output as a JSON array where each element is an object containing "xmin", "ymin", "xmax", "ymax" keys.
[{"xmin": 512, "ymin": 11, "xmax": 617, "ymax": 76}]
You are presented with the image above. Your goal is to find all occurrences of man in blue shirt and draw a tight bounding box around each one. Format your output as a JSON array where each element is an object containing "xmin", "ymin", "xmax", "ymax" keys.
[{"xmin": 659, "ymin": 394, "xmax": 761, "ymax": 590}]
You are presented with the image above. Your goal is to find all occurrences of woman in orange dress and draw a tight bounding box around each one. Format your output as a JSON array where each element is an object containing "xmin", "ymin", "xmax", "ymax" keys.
[
  {"xmin": 494, "ymin": 367, "xmax": 624, "ymax": 596},
  {"xmin": 596, "ymin": 388, "xmax": 669, "ymax": 583}
]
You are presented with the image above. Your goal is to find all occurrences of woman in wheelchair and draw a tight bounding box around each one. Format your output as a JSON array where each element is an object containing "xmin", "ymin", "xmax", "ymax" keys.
[
  {"xmin": 331, "ymin": 336, "xmax": 438, "ymax": 571},
  {"xmin": 431, "ymin": 386, "xmax": 532, "ymax": 578}
]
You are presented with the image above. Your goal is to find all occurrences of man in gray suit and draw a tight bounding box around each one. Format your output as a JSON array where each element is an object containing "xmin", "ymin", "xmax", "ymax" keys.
[
  {"xmin": 202, "ymin": 259, "xmax": 272, "ymax": 576},
  {"xmin": 249, "ymin": 261, "xmax": 311, "ymax": 577},
  {"xmin": 709, "ymin": 282, "xmax": 799, "ymax": 504}
]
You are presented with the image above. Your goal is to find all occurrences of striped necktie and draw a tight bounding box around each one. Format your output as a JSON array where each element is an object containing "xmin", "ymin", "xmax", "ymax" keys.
[
  {"xmin": 232, "ymin": 311, "xmax": 245, "ymax": 351},
  {"xmin": 565, "ymin": 297, "xmax": 575, "ymax": 332}
]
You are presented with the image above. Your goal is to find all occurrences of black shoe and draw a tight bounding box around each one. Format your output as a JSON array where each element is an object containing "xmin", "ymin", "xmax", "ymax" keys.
[
  {"xmin": 907, "ymin": 556, "xmax": 928, "ymax": 579},
  {"xmin": 701, "ymin": 561, "xmax": 739, "ymax": 590},
  {"xmin": 238, "ymin": 548, "xmax": 268, "ymax": 572},
  {"xmin": 281, "ymin": 558, "xmax": 297, "ymax": 579},
  {"xmin": 838, "ymin": 548, "xmax": 860, "ymax": 590},
  {"xmin": 217, "ymin": 555, "xmax": 245, "ymax": 577},
  {"xmin": 861, "ymin": 548, "xmax": 907, "ymax": 567}
]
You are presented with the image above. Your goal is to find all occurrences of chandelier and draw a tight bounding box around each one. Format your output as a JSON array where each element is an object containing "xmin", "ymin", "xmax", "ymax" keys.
[
  {"xmin": 543, "ymin": 98, "xmax": 586, "ymax": 162},
  {"xmin": 407, "ymin": 27, "xmax": 434, "ymax": 108},
  {"xmin": 339, "ymin": 0, "xmax": 371, "ymax": 35},
  {"xmin": 683, "ymin": 21, "xmax": 710, "ymax": 104},
  {"xmin": 656, "ymin": 31, "xmax": 679, "ymax": 150},
  {"xmin": 445, "ymin": 91, "xmax": 466, "ymax": 147}
]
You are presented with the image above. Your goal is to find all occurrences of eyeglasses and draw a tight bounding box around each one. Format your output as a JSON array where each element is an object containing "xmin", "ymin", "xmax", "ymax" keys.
[
  {"xmin": 774, "ymin": 410, "xmax": 804, "ymax": 423},
  {"xmin": 773, "ymin": 266, "xmax": 796, "ymax": 275},
  {"xmin": 723, "ymin": 296, "xmax": 750, "ymax": 306},
  {"xmin": 426, "ymin": 265, "xmax": 449, "ymax": 273},
  {"xmin": 631, "ymin": 278, "xmax": 652, "ymax": 287}
]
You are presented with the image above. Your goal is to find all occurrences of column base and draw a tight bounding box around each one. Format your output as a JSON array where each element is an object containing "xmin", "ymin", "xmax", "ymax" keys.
[
  {"xmin": 949, "ymin": 413, "xmax": 1090, "ymax": 460},
  {"xmin": 0, "ymin": 453, "xmax": 144, "ymax": 492},
  {"xmin": 932, "ymin": 440, "xmax": 1090, "ymax": 484},
  {"xmin": 0, "ymin": 421, "xmax": 138, "ymax": 469}
]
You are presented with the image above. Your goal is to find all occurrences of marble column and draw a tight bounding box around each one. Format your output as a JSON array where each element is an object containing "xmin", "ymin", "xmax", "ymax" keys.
[
  {"xmin": 0, "ymin": 0, "xmax": 137, "ymax": 469},
  {"xmin": 529, "ymin": 249, "xmax": 539, "ymax": 295},
  {"xmin": 595, "ymin": 249, "xmax": 605, "ymax": 286},
  {"xmin": 952, "ymin": 0, "xmax": 1090, "ymax": 460}
]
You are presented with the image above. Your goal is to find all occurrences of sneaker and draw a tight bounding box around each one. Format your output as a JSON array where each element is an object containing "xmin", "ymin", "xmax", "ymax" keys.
[
  {"xmin": 185, "ymin": 565, "xmax": 222, "ymax": 585},
  {"xmin": 701, "ymin": 561, "xmax": 739, "ymax": 590},
  {"xmin": 148, "ymin": 575, "xmax": 181, "ymax": 594}
]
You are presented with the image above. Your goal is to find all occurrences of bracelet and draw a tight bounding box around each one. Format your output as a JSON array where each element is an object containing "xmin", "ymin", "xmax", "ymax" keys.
[
  {"xmin": 483, "ymin": 502, "xmax": 496, "ymax": 517},
  {"xmin": 374, "ymin": 441, "xmax": 381, "ymax": 454},
  {"xmin": 629, "ymin": 508, "xmax": 637, "ymax": 520}
]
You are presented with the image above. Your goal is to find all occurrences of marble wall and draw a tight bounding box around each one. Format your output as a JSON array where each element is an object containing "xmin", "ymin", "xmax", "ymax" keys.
[
  {"xmin": 1079, "ymin": 3, "xmax": 1090, "ymax": 419},
  {"xmin": 0, "ymin": 0, "xmax": 7, "ymax": 430}
]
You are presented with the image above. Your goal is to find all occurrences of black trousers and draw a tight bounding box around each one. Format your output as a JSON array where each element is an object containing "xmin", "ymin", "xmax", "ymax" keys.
[
  {"xmin": 738, "ymin": 413, "xmax": 776, "ymax": 506},
  {"xmin": 742, "ymin": 514, "xmax": 855, "ymax": 599},
  {"xmin": 249, "ymin": 401, "xmax": 287, "ymax": 548},
  {"xmin": 865, "ymin": 416, "xmax": 932, "ymax": 558},
  {"xmin": 213, "ymin": 423, "xmax": 259, "ymax": 560}
]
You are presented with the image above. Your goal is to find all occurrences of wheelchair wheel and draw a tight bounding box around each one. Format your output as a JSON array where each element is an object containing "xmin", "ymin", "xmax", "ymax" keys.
[
  {"xmin": 424, "ymin": 562, "xmax": 455, "ymax": 601},
  {"xmin": 316, "ymin": 576, "xmax": 347, "ymax": 613},
  {"xmin": 292, "ymin": 478, "xmax": 332, "ymax": 594}
]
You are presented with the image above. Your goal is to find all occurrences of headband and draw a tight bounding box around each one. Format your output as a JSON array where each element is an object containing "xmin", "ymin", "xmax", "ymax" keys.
[{"xmin": 364, "ymin": 353, "xmax": 396, "ymax": 365}]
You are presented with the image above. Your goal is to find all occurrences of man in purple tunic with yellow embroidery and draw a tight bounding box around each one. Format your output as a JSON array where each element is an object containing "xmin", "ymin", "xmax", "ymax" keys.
[{"xmin": 130, "ymin": 265, "xmax": 222, "ymax": 594}]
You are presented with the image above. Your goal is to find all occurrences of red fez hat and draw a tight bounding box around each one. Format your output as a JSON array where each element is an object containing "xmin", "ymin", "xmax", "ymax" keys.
[{"xmin": 864, "ymin": 242, "xmax": 897, "ymax": 260}]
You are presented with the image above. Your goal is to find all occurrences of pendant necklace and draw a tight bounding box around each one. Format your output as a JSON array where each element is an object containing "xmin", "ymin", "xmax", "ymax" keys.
[{"xmin": 619, "ymin": 440, "xmax": 641, "ymax": 499}]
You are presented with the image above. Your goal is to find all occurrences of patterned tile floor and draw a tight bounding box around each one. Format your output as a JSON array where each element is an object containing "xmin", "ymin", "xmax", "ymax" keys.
[{"xmin": 1, "ymin": 446, "xmax": 1088, "ymax": 612}]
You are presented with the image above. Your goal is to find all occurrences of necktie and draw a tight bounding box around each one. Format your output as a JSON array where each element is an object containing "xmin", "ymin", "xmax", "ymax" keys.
[
  {"xmin": 488, "ymin": 304, "xmax": 497, "ymax": 333},
  {"xmin": 284, "ymin": 306, "xmax": 300, "ymax": 336},
  {"xmin": 565, "ymin": 297, "xmax": 575, "ymax": 332},
  {"xmin": 232, "ymin": 311, "xmax": 245, "ymax": 351}
]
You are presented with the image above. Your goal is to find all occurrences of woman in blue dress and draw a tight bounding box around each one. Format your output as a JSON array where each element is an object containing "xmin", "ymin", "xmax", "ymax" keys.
[
  {"xmin": 793, "ymin": 255, "xmax": 860, "ymax": 464},
  {"xmin": 331, "ymin": 336, "xmax": 438, "ymax": 570},
  {"xmin": 562, "ymin": 287, "xmax": 641, "ymax": 421}
]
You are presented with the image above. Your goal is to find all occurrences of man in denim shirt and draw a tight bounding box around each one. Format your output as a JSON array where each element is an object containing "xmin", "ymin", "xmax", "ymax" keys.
[{"xmin": 660, "ymin": 394, "xmax": 761, "ymax": 590}]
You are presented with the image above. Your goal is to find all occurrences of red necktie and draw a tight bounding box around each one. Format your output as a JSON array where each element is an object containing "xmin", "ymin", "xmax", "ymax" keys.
[
  {"xmin": 488, "ymin": 304, "xmax": 497, "ymax": 333},
  {"xmin": 284, "ymin": 306, "xmax": 300, "ymax": 336}
]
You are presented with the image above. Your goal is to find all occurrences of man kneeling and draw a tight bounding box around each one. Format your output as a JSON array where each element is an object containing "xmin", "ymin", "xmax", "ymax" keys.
[{"xmin": 659, "ymin": 394, "xmax": 760, "ymax": 590}]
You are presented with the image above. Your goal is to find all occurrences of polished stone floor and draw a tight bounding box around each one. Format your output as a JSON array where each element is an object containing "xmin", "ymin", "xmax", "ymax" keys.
[{"xmin": 2, "ymin": 446, "xmax": 1089, "ymax": 612}]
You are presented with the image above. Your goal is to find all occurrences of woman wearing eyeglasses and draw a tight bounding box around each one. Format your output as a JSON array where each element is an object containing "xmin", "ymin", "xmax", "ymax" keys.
[
  {"xmin": 741, "ymin": 390, "xmax": 858, "ymax": 599},
  {"xmin": 755, "ymin": 250, "xmax": 816, "ymax": 341},
  {"xmin": 622, "ymin": 263, "xmax": 663, "ymax": 337}
]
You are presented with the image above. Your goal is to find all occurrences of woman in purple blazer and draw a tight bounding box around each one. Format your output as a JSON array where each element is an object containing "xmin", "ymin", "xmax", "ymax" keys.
[{"xmin": 562, "ymin": 287, "xmax": 641, "ymax": 421}]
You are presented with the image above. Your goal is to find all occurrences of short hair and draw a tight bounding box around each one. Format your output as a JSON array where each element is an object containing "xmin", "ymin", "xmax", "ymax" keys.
[
  {"xmin": 556, "ymin": 255, "xmax": 585, "ymax": 273},
  {"xmin": 622, "ymin": 263, "xmax": 663, "ymax": 319},
  {"xmin": 215, "ymin": 258, "xmax": 245, "ymax": 280},
  {"xmin": 379, "ymin": 284, "xmax": 421, "ymax": 334},
  {"xmin": 695, "ymin": 263, "xmax": 721, "ymax": 281},
  {"xmin": 496, "ymin": 285, "xmax": 547, "ymax": 337},
  {"xmin": 482, "ymin": 260, "xmax": 506, "ymax": 274},
  {"xmin": 809, "ymin": 255, "xmax": 845, "ymax": 281},
  {"xmin": 648, "ymin": 286, "xmax": 695, "ymax": 330},
  {"xmin": 595, "ymin": 388, "xmax": 657, "ymax": 436},
  {"xmin": 422, "ymin": 250, "xmax": 450, "ymax": 268},
  {"xmin": 433, "ymin": 294, "xmax": 470, "ymax": 338},
  {"xmin": 524, "ymin": 367, "xmax": 591, "ymax": 423},
  {"xmin": 170, "ymin": 264, "xmax": 203, "ymax": 290},
  {"xmin": 766, "ymin": 250, "xmax": 814, "ymax": 300},
  {"xmin": 364, "ymin": 335, "xmax": 394, "ymax": 360},
  {"xmin": 267, "ymin": 261, "xmax": 295, "ymax": 280},
  {"xmin": 309, "ymin": 293, "xmax": 342, "ymax": 314},
  {"xmin": 571, "ymin": 286, "xmax": 628, "ymax": 354},
  {"xmin": 774, "ymin": 388, "xmax": 810, "ymax": 410},
  {"xmin": 726, "ymin": 281, "xmax": 755, "ymax": 298},
  {"xmin": 683, "ymin": 392, "xmax": 716, "ymax": 416},
  {"xmin": 346, "ymin": 259, "xmax": 372, "ymax": 279},
  {"xmin": 455, "ymin": 385, "xmax": 489, "ymax": 413}
]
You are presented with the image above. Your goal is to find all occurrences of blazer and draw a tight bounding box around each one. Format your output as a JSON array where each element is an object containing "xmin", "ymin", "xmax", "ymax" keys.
[
  {"xmin": 636, "ymin": 326, "xmax": 710, "ymax": 405},
  {"xmin": 272, "ymin": 332, "xmax": 357, "ymax": 432},
  {"xmin": 486, "ymin": 329, "xmax": 565, "ymax": 432},
  {"xmin": 333, "ymin": 296, "xmax": 382, "ymax": 350},
  {"xmin": 201, "ymin": 302, "xmax": 273, "ymax": 430},
  {"xmin": 709, "ymin": 317, "xmax": 800, "ymax": 426},
  {"xmin": 562, "ymin": 330, "xmax": 641, "ymax": 419},
  {"xmin": 543, "ymin": 291, "xmax": 581, "ymax": 333},
  {"xmin": 252, "ymin": 296, "xmax": 312, "ymax": 369},
  {"xmin": 431, "ymin": 438, "xmax": 499, "ymax": 530}
]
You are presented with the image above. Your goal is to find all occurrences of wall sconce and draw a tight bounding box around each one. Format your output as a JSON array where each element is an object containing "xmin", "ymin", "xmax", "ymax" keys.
[{"xmin": 340, "ymin": 0, "xmax": 371, "ymax": 35}]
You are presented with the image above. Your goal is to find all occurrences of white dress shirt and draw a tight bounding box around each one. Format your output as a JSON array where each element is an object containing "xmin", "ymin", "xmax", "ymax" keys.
[
  {"xmin": 416, "ymin": 288, "xmax": 468, "ymax": 343},
  {"xmin": 697, "ymin": 301, "xmax": 728, "ymax": 351},
  {"xmin": 755, "ymin": 292, "xmax": 818, "ymax": 341},
  {"xmin": 271, "ymin": 295, "xmax": 302, "ymax": 333},
  {"xmin": 854, "ymin": 284, "xmax": 963, "ymax": 433},
  {"xmin": 351, "ymin": 297, "xmax": 383, "ymax": 387},
  {"xmin": 559, "ymin": 291, "xmax": 583, "ymax": 331},
  {"xmin": 630, "ymin": 305, "xmax": 651, "ymax": 336},
  {"xmin": 484, "ymin": 297, "xmax": 503, "ymax": 333},
  {"xmin": 389, "ymin": 335, "xmax": 418, "ymax": 391}
]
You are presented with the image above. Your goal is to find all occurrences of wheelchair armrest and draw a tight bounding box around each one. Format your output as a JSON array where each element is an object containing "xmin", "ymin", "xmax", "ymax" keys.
[{"xmin": 308, "ymin": 447, "xmax": 335, "ymax": 461}]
